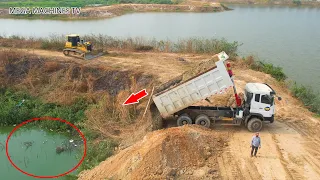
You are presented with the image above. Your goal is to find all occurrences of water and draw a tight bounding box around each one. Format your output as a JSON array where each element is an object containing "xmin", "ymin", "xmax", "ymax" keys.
[
  {"xmin": 0, "ymin": 126, "xmax": 81, "ymax": 179},
  {"xmin": 0, "ymin": 5, "xmax": 319, "ymax": 90}
]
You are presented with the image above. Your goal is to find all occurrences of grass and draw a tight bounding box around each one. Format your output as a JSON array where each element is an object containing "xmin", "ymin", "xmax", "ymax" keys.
[
  {"xmin": 78, "ymin": 139, "xmax": 117, "ymax": 171},
  {"xmin": 291, "ymin": 83, "xmax": 320, "ymax": 115},
  {"xmin": 0, "ymin": 34, "xmax": 241, "ymax": 58},
  {"xmin": 0, "ymin": 88, "xmax": 87, "ymax": 127},
  {"xmin": 243, "ymin": 56, "xmax": 287, "ymax": 81},
  {"xmin": 0, "ymin": 0, "xmax": 173, "ymax": 8}
]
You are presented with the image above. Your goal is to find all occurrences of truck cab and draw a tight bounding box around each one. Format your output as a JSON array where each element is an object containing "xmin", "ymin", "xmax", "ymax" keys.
[{"xmin": 243, "ymin": 83, "xmax": 280, "ymax": 131}]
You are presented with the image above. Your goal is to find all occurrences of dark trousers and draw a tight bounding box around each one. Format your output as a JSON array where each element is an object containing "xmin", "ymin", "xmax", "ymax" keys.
[{"xmin": 251, "ymin": 146, "xmax": 258, "ymax": 156}]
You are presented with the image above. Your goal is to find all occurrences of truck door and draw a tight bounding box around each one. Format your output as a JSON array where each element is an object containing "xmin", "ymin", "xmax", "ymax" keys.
[
  {"xmin": 250, "ymin": 94, "xmax": 273, "ymax": 117},
  {"xmin": 260, "ymin": 94, "xmax": 274, "ymax": 117}
]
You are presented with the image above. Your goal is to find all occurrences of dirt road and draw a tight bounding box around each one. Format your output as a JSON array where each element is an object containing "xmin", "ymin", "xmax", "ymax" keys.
[
  {"xmin": 3, "ymin": 48, "xmax": 320, "ymax": 179},
  {"xmin": 216, "ymin": 120, "xmax": 320, "ymax": 180}
]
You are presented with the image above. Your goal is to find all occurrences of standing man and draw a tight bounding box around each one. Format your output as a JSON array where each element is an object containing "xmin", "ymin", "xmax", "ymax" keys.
[{"xmin": 250, "ymin": 132, "xmax": 261, "ymax": 157}]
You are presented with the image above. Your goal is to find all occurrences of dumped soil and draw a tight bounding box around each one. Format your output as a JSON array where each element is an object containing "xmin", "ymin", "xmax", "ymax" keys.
[
  {"xmin": 154, "ymin": 54, "xmax": 219, "ymax": 94},
  {"xmin": 78, "ymin": 125, "xmax": 228, "ymax": 180}
]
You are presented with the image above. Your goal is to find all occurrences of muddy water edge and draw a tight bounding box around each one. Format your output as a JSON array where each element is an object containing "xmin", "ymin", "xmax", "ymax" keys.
[{"xmin": 0, "ymin": 126, "xmax": 82, "ymax": 179}]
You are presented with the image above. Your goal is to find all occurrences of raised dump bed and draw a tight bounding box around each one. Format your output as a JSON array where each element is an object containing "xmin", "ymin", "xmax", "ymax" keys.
[{"xmin": 152, "ymin": 51, "xmax": 233, "ymax": 118}]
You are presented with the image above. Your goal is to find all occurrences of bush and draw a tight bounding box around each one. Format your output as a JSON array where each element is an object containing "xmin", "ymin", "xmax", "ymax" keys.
[
  {"xmin": 39, "ymin": 35, "xmax": 65, "ymax": 51},
  {"xmin": 250, "ymin": 60, "xmax": 287, "ymax": 81},
  {"xmin": 78, "ymin": 139, "xmax": 117, "ymax": 171},
  {"xmin": 293, "ymin": 0, "xmax": 302, "ymax": 6},
  {"xmin": 134, "ymin": 45, "xmax": 153, "ymax": 51},
  {"xmin": 0, "ymin": 88, "xmax": 88, "ymax": 128},
  {"xmin": 291, "ymin": 83, "xmax": 320, "ymax": 114}
]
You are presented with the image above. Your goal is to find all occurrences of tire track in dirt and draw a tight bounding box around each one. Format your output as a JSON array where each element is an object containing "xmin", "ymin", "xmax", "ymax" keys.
[
  {"xmin": 271, "ymin": 134, "xmax": 294, "ymax": 180},
  {"xmin": 232, "ymin": 132, "xmax": 262, "ymax": 180},
  {"xmin": 217, "ymin": 121, "xmax": 320, "ymax": 180},
  {"xmin": 270, "ymin": 121, "xmax": 320, "ymax": 180},
  {"xmin": 285, "ymin": 122, "xmax": 320, "ymax": 177},
  {"xmin": 217, "ymin": 127, "xmax": 275, "ymax": 180},
  {"xmin": 285, "ymin": 122, "xmax": 320, "ymax": 147},
  {"xmin": 218, "ymin": 149, "xmax": 246, "ymax": 180}
]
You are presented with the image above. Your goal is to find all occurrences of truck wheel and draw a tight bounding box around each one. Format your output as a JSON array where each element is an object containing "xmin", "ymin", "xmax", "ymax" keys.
[
  {"xmin": 247, "ymin": 118, "xmax": 262, "ymax": 132},
  {"xmin": 195, "ymin": 114, "xmax": 211, "ymax": 128},
  {"xmin": 177, "ymin": 115, "xmax": 192, "ymax": 126}
]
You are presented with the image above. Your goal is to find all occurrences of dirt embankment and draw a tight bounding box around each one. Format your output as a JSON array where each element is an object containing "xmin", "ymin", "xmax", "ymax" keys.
[
  {"xmin": 78, "ymin": 125, "xmax": 228, "ymax": 180},
  {"xmin": 0, "ymin": 50, "xmax": 152, "ymax": 104},
  {"xmin": 0, "ymin": 3, "xmax": 227, "ymax": 19}
]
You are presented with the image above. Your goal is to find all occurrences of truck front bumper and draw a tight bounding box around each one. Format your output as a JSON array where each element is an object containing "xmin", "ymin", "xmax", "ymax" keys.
[{"xmin": 264, "ymin": 115, "xmax": 274, "ymax": 123}]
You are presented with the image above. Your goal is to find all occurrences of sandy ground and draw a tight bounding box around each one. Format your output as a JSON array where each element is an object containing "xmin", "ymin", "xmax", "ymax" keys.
[
  {"xmin": 4, "ymin": 48, "xmax": 320, "ymax": 179},
  {"xmin": 215, "ymin": 121, "xmax": 320, "ymax": 180}
]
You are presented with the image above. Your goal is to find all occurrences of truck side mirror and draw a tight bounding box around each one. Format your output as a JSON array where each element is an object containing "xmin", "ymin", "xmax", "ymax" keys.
[{"xmin": 278, "ymin": 97, "xmax": 282, "ymax": 101}]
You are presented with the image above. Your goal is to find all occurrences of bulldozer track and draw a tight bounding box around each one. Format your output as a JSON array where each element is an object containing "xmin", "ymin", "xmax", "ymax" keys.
[{"xmin": 63, "ymin": 49, "xmax": 85, "ymax": 59}]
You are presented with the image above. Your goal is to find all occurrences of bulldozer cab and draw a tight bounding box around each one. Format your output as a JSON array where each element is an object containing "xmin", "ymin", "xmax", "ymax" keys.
[{"xmin": 66, "ymin": 34, "xmax": 80, "ymax": 47}]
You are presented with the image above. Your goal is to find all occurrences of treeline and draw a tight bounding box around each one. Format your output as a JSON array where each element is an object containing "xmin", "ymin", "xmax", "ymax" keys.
[{"xmin": 0, "ymin": 0, "xmax": 174, "ymax": 8}]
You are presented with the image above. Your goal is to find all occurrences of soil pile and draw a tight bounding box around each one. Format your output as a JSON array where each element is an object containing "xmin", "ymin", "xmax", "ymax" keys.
[
  {"xmin": 78, "ymin": 125, "xmax": 227, "ymax": 180},
  {"xmin": 154, "ymin": 55, "xmax": 219, "ymax": 94}
]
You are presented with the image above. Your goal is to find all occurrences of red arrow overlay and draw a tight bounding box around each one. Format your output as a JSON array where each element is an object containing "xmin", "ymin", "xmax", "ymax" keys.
[{"xmin": 123, "ymin": 89, "xmax": 148, "ymax": 105}]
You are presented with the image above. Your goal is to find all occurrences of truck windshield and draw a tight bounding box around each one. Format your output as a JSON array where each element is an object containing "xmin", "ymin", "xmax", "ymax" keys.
[{"xmin": 261, "ymin": 94, "xmax": 274, "ymax": 106}]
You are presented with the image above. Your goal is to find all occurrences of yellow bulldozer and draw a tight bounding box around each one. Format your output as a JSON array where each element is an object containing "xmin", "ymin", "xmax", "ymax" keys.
[{"xmin": 63, "ymin": 34, "xmax": 104, "ymax": 60}]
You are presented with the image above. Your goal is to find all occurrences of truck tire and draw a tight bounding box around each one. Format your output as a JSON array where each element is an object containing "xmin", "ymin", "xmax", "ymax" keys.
[
  {"xmin": 195, "ymin": 114, "xmax": 211, "ymax": 128},
  {"xmin": 177, "ymin": 114, "xmax": 192, "ymax": 126},
  {"xmin": 247, "ymin": 118, "xmax": 262, "ymax": 132}
]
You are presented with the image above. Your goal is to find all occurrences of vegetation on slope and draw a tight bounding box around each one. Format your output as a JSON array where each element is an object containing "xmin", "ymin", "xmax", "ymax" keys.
[
  {"xmin": 0, "ymin": 49, "xmax": 151, "ymax": 173},
  {"xmin": 0, "ymin": 88, "xmax": 118, "ymax": 172}
]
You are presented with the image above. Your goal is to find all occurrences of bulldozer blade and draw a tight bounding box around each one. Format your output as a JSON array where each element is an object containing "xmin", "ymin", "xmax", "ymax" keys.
[{"xmin": 84, "ymin": 51, "xmax": 104, "ymax": 60}]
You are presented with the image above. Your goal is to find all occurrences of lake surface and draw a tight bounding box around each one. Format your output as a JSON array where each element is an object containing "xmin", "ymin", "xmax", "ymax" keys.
[
  {"xmin": 0, "ymin": 5, "xmax": 319, "ymax": 91},
  {"xmin": 0, "ymin": 126, "xmax": 81, "ymax": 179}
]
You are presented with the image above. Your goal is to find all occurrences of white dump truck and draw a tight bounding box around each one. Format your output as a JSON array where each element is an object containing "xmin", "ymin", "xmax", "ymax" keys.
[{"xmin": 152, "ymin": 51, "xmax": 281, "ymax": 132}]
